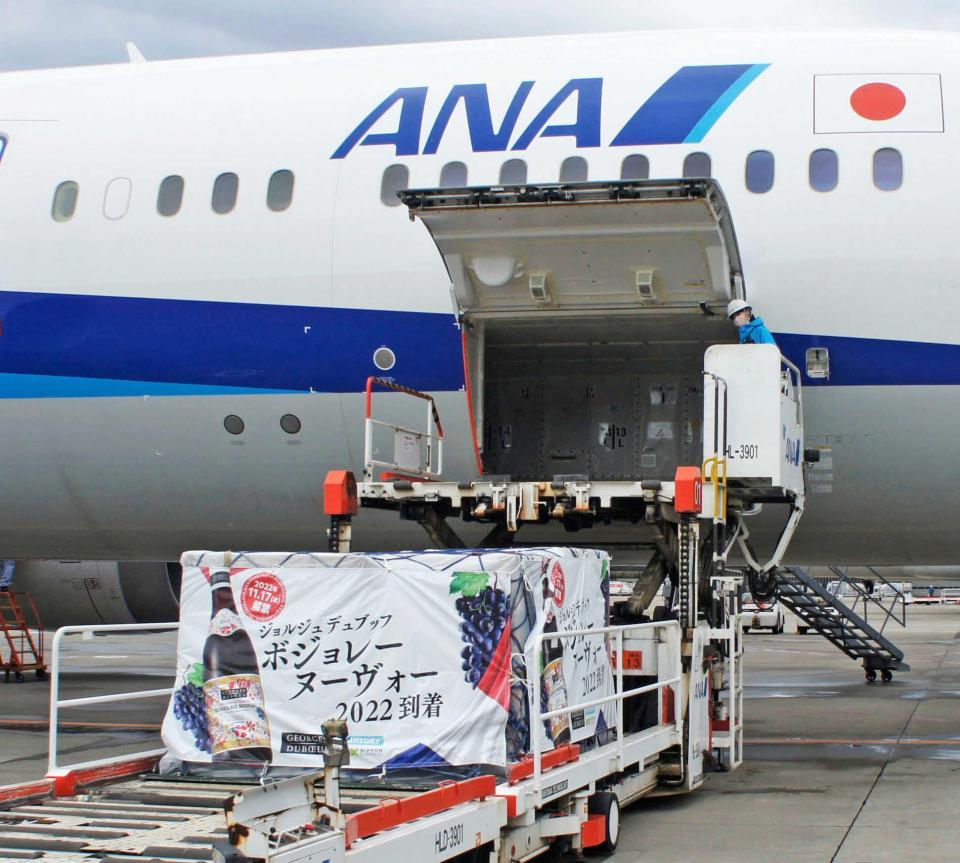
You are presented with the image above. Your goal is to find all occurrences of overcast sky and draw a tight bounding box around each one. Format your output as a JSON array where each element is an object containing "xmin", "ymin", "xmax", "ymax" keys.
[{"xmin": 1, "ymin": 1, "xmax": 959, "ymax": 73}]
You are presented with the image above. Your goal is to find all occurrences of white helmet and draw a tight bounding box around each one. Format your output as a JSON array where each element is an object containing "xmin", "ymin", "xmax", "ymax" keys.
[{"xmin": 727, "ymin": 298, "xmax": 751, "ymax": 319}]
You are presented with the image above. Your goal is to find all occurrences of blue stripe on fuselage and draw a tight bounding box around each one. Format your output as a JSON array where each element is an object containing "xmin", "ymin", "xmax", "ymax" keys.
[
  {"xmin": 0, "ymin": 290, "xmax": 957, "ymax": 397},
  {"xmin": 776, "ymin": 333, "xmax": 960, "ymax": 387},
  {"xmin": 0, "ymin": 291, "xmax": 464, "ymax": 397}
]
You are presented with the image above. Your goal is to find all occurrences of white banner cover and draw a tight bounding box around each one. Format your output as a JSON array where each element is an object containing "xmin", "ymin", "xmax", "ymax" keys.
[{"xmin": 162, "ymin": 548, "xmax": 612, "ymax": 771}]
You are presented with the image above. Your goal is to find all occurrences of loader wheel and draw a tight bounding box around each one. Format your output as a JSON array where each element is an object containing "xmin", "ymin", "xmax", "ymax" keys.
[
  {"xmin": 587, "ymin": 791, "xmax": 620, "ymax": 854},
  {"xmin": 865, "ymin": 669, "xmax": 877, "ymax": 683},
  {"xmin": 742, "ymin": 627, "xmax": 751, "ymax": 635},
  {"xmin": 881, "ymin": 669, "xmax": 893, "ymax": 683}
]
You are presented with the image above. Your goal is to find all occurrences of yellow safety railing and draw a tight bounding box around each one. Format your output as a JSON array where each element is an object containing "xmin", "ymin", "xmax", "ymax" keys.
[{"xmin": 701, "ymin": 455, "xmax": 728, "ymax": 522}]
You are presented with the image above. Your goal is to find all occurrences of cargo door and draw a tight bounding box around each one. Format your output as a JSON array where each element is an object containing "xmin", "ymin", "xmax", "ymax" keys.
[
  {"xmin": 400, "ymin": 180, "xmax": 747, "ymax": 481},
  {"xmin": 400, "ymin": 179, "xmax": 745, "ymax": 320}
]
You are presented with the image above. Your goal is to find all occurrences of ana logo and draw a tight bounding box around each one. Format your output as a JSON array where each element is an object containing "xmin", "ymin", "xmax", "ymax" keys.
[
  {"xmin": 331, "ymin": 64, "xmax": 769, "ymax": 159},
  {"xmin": 550, "ymin": 561, "xmax": 566, "ymax": 607},
  {"xmin": 241, "ymin": 572, "xmax": 286, "ymax": 622},
  {"xmin": 783, "ymin": 426, "xmax": 802, "ymax": 466}
]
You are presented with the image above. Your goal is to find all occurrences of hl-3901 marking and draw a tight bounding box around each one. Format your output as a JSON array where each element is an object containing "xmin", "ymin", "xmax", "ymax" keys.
[{"xmin": 726, "ymin": 443, "xmax": 759, "ymax": 460}]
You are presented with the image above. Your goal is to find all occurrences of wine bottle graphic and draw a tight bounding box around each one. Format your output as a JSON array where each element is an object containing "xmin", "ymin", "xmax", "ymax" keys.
[
  {"xmin": 541, "ymin": 567, "xmax": 571, "ymax": 746},
  {"xmin": 203, "ymin": 569, "xmax": 272, "ymax": 762}
]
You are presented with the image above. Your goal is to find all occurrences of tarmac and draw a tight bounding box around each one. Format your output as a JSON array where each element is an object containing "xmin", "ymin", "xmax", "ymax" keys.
[{"xmin": 0, "ymin": 605, "xmax": 957, "ymax": 863}]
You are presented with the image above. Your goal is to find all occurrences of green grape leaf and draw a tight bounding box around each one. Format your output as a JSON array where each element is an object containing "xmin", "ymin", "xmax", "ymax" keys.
[
  {"xmin": 449, "ymin": 572, "xmax": 491, "ymax": 597},
  {"xmin": 187, "ymin": 662, "xmax": 204, "ymax": 687}
]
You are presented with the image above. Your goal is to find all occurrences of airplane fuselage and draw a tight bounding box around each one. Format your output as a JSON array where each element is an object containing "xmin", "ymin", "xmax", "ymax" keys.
[{"xmin": 0, "ymin": 30, "xmax": 956, "ymax": 563}]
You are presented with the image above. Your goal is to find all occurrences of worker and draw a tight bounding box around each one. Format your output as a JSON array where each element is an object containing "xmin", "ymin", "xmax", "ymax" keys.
[
  {"xmin": 0, "ymin": 560, "xmax": 13, "ymax": 592},
  {"xmin": 727, "ymin": 299, "xmax": 776, "ymax": 345}
]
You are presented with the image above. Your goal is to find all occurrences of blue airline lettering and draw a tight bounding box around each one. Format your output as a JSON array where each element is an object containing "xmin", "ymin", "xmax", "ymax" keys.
[
  {"xmin": 330, "ymin": 86, "xmax": 428, "ymax": 159},
  {"xmin": 423, "ymin": 82, "xmax": 535, "ymax": 154},
  {"xmin": 511, "ymin": 78, "xmax": 602, "ymax": 150},
  {"xmin": 331, "ymin": 65, "xmax": 768, "ymax": 160}
]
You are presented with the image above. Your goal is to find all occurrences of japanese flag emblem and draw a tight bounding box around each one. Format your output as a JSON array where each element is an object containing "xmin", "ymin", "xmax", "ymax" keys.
[{"xmin": 814, "ymin": 74, "xmax": 943, "ymax": 133}]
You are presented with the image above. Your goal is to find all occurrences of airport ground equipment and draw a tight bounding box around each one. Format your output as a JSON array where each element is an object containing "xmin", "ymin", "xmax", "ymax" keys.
[
  {"xmin": 0, "ymin": 590, "xmax": 46, "ymax": 682},
  {"xmin": 776, "ymin": 567, "xmax": 908, "ymax": 682},
  {"xmin": 0, "ymin": 608, "xmax": 739, "ymax": 862},
  {"xmin": 358, "ymin": 180, "xmax": 806, "ymax": 580}
]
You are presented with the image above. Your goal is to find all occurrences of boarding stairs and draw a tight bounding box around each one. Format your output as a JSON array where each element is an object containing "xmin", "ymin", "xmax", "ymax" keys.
[{"xmin": 776, "ymin": 567, "xmax": 908, "ymax": 682}]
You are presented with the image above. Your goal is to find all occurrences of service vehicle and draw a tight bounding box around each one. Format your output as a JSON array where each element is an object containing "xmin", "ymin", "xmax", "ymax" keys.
[{"xmin": 740, "ymin": 592, "xmax": 785, "ymax": 634}]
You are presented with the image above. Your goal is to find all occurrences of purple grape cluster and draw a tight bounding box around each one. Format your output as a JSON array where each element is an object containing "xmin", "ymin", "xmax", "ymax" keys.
[
  {"xmin": 456, "ymin": 586, "xmax": 509, "ymax": 687},
  {"xmin": 173, "ymin": 683, "xmax": 211, "ymax": 753}
]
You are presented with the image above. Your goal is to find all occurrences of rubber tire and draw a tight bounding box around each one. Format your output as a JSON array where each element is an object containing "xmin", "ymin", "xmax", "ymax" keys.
[
  {"xmin": 775, "ymin": 618, "xmax": 784, "ymax": 634},
  {"xmin": 797, "ymin": 626, "xmax": 808, "ymax": 635},
  {"xmin": 14, "ymin": 672, "xmax": 24, "ymax": 683},
  {"xmin": 881, "ymin": 669, "xmax": 893, "ymax": 683},
  {"xmin": 35, "ymin": 669, "xmax": 47, "ymax": 681},
  {"xmin": 865, "ymin": 669, "xmax": 877, "ymax": 683},
  {"xmin": 587, "ymin": 791, "xmax": 620, "ymax": 854},
  {"xmin": 742, "ymin": 626, "xmax": 751, "ymax": 634}
]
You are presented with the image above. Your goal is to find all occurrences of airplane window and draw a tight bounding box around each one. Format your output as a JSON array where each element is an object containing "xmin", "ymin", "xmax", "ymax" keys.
[
  {"xmin": 52, "ymin": 181, "xmax": 79, "ymax": 222},
  {"xmin": 873, "ymin": 148, "xmax": 902, "ymax": 191},
  {"xmin": 745, "ymin": 150, "xmax": 775, "ymax": 193},
  {"xmin": 223, "ymin": 415, "xmax": 244, "ymax": 435},
  {"xmin": 440, "ymin": 161, "xmax": 468, "ymax": 187},
  {"xmin": 212, "ymin": 172, "xmax": 239, "ymax": 214},
  {"xmin": 809, "ymin": 149, "xmax": 838, "ymax": 192},
  {"xmin": 499, "ymin": 159, "xmax": 527, "ymax": 185},
  {"xmin": 620, "ymin": 154, "xmax": 649, "ymax": 180},
  {"xmin": 103, "ymin": 177, "xmax": 132, "ymax": 220},
  {"xmin": 683, "ymin": 152, "xmax": 711, "ymax": 178},
  {"xmin": 267, "ymin": 169, "xmax": 295, "ymax": 211},
  {"xmin": 157, "ymin": 175, "xmax": 184, "ymax": 217},
  {"xmin": 280, "ymin": 413, "xmax": 302, "ymax": 434},
  {"xmin": 380, "ymin": 164, "xmax": 408, "ymax": 207},
  {"xmin": 560, "ymin": 156, "xmax": 588, "ymax": 183}
]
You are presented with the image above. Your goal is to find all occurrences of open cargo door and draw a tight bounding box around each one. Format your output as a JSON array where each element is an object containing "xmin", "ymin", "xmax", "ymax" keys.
[
  {"xmin": 400, "ymin": 179, "xmax": 745, "ymax": 320},
  {"xmin": 401, "ymin": 180, "xmax": 748, "ymax": 482}
]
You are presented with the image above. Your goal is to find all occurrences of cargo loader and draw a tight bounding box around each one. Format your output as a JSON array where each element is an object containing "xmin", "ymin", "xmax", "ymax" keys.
[{"xmin": 0, "ymin": 180, "xmax": 811, "ymax": 860}]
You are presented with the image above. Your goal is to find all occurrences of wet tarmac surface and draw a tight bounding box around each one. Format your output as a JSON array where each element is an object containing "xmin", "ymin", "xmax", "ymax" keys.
[{"xmin": 0, "ymin": 607, "xmax": 957, "ymax": 861}]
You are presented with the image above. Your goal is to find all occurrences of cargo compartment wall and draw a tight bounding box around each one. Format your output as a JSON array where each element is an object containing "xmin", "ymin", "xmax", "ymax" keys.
[{"xmin": 480, "ymin": 328, "xmax": 708, "ymax": 481}]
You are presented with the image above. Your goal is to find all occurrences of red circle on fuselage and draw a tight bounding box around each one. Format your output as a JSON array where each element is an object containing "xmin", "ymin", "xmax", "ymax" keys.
[{"xmin": 849, "ymin": 83, "xmax": 906, "ymax": 121}]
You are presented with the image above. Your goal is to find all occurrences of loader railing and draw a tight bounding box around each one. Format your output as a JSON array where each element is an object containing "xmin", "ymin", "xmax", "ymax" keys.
[
  {"xmin": 527, "ymin": 620, "xmax": 682, "ymax": 796},
  {"xmin": 363, "ymin": 376, "xmax": 444, "ymax": 481}
]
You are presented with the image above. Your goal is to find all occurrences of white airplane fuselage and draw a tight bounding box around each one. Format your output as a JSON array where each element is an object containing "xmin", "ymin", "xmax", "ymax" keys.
[{"xmin": 0, "ymin": 30, "xmax": 956, "ymax": 564}]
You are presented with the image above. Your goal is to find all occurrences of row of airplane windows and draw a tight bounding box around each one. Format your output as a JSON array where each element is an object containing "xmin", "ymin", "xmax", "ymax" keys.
[
  {"xmin": 380, "ymin": 148, "xmax": 905, "ymax": 204},
  {"xmin": 47, "ymin": 148, "xmax": 905, "ymax": 223},
  {"xmin": 50, "ymin": 170, "xmax": 295, "ymax": 222}
]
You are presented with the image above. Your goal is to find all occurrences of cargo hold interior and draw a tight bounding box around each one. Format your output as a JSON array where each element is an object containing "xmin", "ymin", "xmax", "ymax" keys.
[{"xmin": 408, "ymin": 180, "xmax": 746, "ymax": 483}]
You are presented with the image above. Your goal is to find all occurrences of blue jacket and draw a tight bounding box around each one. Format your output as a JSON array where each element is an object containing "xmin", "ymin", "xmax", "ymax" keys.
[{"xmin": 738, "ymin": 316, "xmax": 777, "ymax": 345}]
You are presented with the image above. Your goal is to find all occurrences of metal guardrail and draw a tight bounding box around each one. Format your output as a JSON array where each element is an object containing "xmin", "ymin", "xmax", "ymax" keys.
[
  {"xmin": 47, "ymin": 622, "xmax": 179, "ymax": 776},
  {"xmin": 363, "ymin": 376, "xmax": 444, "ymax": 481},
  {"xmin": 527, "ymin": 620, "xmax": 682, "ymax": 795}
]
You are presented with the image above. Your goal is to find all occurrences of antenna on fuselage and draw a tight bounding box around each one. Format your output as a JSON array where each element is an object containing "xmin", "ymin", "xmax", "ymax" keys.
[{"xmin": 125, "ymin": 42, "xmax": 146, "ymax": 63}]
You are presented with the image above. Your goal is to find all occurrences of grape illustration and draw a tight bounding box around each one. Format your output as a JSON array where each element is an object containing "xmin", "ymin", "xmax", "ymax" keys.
[
  {"xmin": 173, "ymin": 663, "xmax": 211, "ymax": 753},
  {"xmin": 450, "ymin": 577, "xmax": 510, "ymax": 688}
]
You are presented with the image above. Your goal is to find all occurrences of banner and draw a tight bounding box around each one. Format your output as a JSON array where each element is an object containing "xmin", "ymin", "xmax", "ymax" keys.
[{"xmin": 161, "ymin": 548, "xmax": 612, "ymax": 771}]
